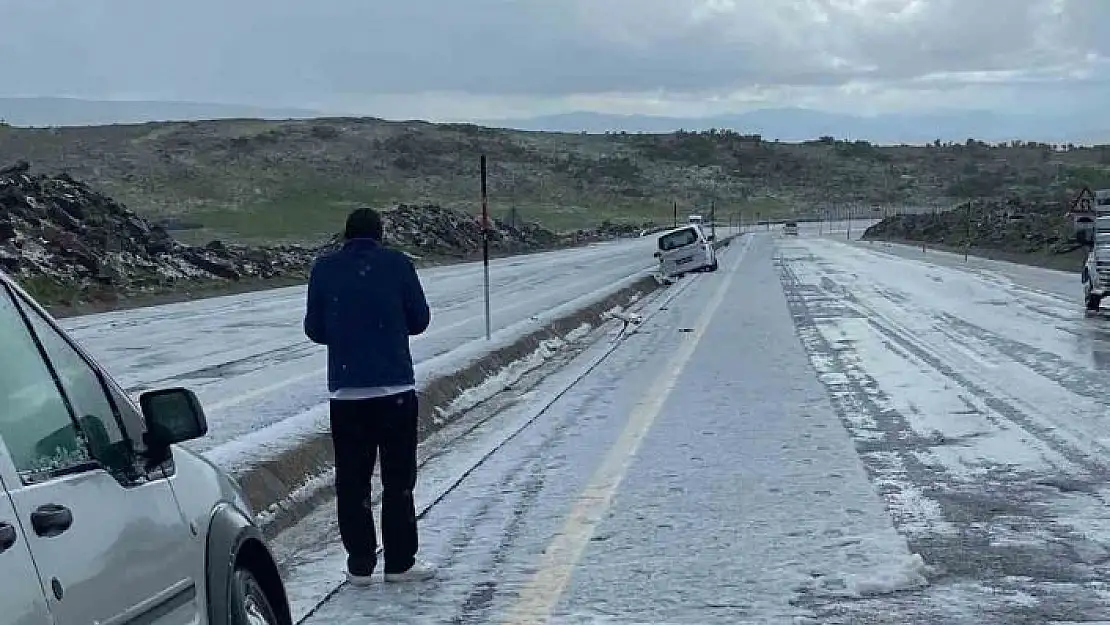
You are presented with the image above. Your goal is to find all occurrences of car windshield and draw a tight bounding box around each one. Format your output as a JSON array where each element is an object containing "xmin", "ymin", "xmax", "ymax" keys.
[{"xmin": 659, "ymin": 228, "xmax": 699, "ymax": 250}]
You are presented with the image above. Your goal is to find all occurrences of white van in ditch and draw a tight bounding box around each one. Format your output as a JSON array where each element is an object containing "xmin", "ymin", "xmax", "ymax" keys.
[
  {"xmin": 0, "ymin": 269, "xmax": 292, "ymax": 625},
  {"xmin": 655, "ymin": 224, "xmax": 718, "ymax": 277}
]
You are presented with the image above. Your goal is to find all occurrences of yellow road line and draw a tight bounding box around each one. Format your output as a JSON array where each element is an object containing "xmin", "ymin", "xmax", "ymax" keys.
[{"xmin": 499, "ymin": 239, "xmax": 748, "ymax": 624}]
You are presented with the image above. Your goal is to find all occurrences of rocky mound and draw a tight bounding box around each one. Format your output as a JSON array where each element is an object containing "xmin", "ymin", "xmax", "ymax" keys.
[
  {"xmin": 0, "ymin": 161, "xmax": 317, "ymax": 304},
  {"xmin": 0, "ymin": 163, "xmax": 620, "ymax": 308},
  {"xmin": 376, "ymin": 203, "xmax": 560, "ymax": 257},
  {"xmin": 861, "ymin": 196, "xmax": 1086, "ymax": 267}
]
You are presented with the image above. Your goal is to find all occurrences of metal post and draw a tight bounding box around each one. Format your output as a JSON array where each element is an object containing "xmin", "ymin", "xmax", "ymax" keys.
[
  {"xmin": 964, "ymin": 201, "xmax": 972, "ymax": 262},
  {"xmin": 846, "ymin": 205, "xmax": 852, "ymax": 240},
  {"xmin": 480, "ymin": 155, "xmax": 491, "ymax": 340},
  {"xmin": 710, "ymin": 201, "xmax": 716, "ymax": 240},
  {"xmin": 673, "ymin": 201, "xmax": 678, "ymax": 228}
]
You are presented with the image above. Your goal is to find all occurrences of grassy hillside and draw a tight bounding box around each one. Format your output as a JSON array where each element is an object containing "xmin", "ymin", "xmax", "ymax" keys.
[{"xmin": 1, "ymin": 118, "xmax": 1108, "ymax": 244}]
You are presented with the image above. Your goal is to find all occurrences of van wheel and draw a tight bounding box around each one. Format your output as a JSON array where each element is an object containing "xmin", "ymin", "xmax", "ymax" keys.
[
  {"xmin": 707, "ymin": 259, "xmax": 719, "ymax": 272},
  {"xmin": 229, "ymin": 566, "xmax": 280, "ymax": 625},
  {"xmin": 1087, "ymin": 294, "xmax": 1102, "ymax": 312}
]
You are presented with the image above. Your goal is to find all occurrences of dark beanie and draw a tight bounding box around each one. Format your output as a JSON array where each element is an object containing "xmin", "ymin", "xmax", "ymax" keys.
[{"xmin": 344, "ymin": 206, "xmax": 383, "ymax": 241}]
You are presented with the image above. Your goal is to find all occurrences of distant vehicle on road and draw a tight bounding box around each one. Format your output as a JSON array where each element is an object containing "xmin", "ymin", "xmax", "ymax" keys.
[
  {"xmin": 783, "ymin": 222, "xmax": 799, "ymax": 236},
  {"xmin": 655, "ymin": 224, "xmax": 718, "ymax": 277},
  {"xmin": 0, "ymin": 269, "xmax": 292, "ymax": 625},
  {"xmin": 687, "ymin": 214, "xmax": 703, "ymax": 225}
]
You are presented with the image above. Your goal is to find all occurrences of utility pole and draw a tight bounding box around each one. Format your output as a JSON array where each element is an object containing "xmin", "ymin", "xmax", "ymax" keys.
[
  {"xmin": 673, "ymin": 200, "xmax": 678, "ymax": 228},
  {"xmin": 480, "ymin": 155, "xmax": 491, "ymax": 340},
  {"xmin": 964, "ymin": 200, "xmax": 972, "ymax": 262},
  {"xmin": 710, "ymin": 200, "xmax": 717, "ymax": 240}
]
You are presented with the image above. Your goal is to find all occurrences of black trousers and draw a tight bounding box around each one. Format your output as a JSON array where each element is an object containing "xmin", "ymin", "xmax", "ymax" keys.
[{"xmin": 329, "ymin": 391, "xmax": 419, "ymax": 574}]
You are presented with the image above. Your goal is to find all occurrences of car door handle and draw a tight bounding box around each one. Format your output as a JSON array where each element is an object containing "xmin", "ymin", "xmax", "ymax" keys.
[
  {"xmin": 0, "ymin": 522, "xmax": 17, "ymax": 553},
  {"xmin": 30, "ymin": 504, "xmax": 73, "ymax": 538}
]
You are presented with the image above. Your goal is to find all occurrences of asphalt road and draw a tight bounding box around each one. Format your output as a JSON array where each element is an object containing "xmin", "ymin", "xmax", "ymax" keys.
[
  {"xmin": 265, "ymin": 227, "xmax": 1110, "ymax": 623},
  {"xmin": 277, "ymin": 234, "xmax": 921, "ymax": 624}
]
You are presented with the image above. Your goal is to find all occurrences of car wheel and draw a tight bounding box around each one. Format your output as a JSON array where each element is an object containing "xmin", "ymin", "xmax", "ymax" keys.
[{"xmin": 229, "ymin": 566, "xmax": 280, "ymax": 625}]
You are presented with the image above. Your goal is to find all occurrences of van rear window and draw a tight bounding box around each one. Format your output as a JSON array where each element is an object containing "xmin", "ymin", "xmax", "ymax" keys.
[{"xmin": 659, "ymin": 228, "xmax": 699, "ymax": 250}]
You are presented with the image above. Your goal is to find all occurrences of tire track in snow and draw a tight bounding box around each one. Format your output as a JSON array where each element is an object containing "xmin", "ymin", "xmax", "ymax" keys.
[{"xmin": 777, "ymin": 246, "xmax": 1110, "ymax": 624}]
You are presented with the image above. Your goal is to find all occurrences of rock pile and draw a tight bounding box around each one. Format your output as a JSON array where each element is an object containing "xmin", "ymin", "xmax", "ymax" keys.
[
  {"xmin": 0, "ymin": 164, "xmax": 617, "ymax": 307},
  {"xmin": 862, "ymin": 197, "xmax": 1081, "ymax": 257},
  {"xmin": 379, "ymin": 203, "xmax": 559, "ymax": 257},
  {"xmin": 0, "ymin": 161, "xmax": 317, "ymax": 304}
]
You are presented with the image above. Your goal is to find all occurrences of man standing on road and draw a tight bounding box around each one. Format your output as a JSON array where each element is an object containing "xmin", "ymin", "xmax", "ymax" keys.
[{"xmin": 304, "ymin": 206, "xmax": 436, "ymax": 585}]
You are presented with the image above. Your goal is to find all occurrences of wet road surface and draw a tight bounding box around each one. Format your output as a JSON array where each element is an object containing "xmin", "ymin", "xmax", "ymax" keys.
[
  {"xmin": 779, "ymin": 236, "xmax": 1110, "ymax": 623},
  {"xmin": 270, "ymin": 228, "xmax": 1110, "ymax": 623},
  {"xmin": 279, "ymin": 234, "xmax": 928, "ymax": 624}
]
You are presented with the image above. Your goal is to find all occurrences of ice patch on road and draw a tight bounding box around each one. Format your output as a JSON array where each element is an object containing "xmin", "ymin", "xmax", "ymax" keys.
[
  {"xmin": 799, "ymin": 547, "xmax": 929, "ymax": 599},
  {"xmin": 846, "ymin": 552, "xmax": 929, "ymax": 597},
  {"xmin": 864, "ymin": 450, "xmax": 955, "ymax": 538}
]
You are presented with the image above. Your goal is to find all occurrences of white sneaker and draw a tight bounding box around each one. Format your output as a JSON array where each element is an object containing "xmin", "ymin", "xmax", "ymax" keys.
[
  {"xmin": 346, "ymin": 571, "xmax": 375, "ymax": 587},
  {"xmin": 384, "ymin": 560, "xmax": 437, "ymax": 583}
]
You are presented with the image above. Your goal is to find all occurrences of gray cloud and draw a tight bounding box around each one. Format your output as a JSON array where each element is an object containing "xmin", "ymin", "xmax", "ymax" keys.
[{"xmin": 0, "ymin": 0, "xmax": 1106, "ymax": 115}]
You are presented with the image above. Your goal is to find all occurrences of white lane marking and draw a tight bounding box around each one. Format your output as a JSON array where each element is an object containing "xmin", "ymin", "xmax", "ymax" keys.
[{"xmin": 498, "ymin": 235, "xmax": 748, "ymax": 624}]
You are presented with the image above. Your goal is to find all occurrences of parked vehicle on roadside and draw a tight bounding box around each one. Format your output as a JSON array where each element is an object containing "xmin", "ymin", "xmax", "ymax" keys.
[
  {"xmin": 654, "ymin": 224, "xmax": 718, "ymax": 277},
  {"xmin": 1081, "ymin": 189, "xmax": 1110, "ymax": 313},
  {"xmin": 783, "ymin": 222, "xmax": 799, "ymax": 236},
  {"xmin": 0, "ymin": 269, "xmax": 292, "ymax": 625}
]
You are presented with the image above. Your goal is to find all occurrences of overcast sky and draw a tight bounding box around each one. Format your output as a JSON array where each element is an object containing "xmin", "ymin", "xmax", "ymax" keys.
[{"xmin": 1, "ymin": 0, "xmax": 1107, "ymax": 121}]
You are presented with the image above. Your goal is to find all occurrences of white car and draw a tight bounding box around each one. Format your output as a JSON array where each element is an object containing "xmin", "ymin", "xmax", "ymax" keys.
[
  {"xmin": 0, "ymin": 269, "xmax": 292, "ymax": 625},
  {"xmin": 655, "ymin": 225, "xmax": 718, "ymax": 277},
  {"xmin": 783, "ymin": 222, "xmax": 799, "ymax": 236}
]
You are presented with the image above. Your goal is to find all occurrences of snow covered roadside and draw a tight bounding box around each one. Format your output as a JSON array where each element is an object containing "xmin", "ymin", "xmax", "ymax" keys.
[
  {"xmin": 202, "ymin": 273, "xmax": 665, "ymax": 533},
  {"xmin": 779, "ymin": 237, "xmax": 1110, "ymax": 623},
  {"xmin": 204, "ymin": 269, "xmax": 655, "ymax": 476}
]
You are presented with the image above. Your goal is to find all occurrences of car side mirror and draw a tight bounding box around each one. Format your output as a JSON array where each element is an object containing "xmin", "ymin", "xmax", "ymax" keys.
[
  {"xmin": 140, "ymin": 388, "xmax": 208, "ymax": 450},
  {"xmin": 653, "ymin": 251, "xmax": 662, "ymax": 259},
  {"xmin": 706, "ymin": 234, "xmax": 715, "ymax": 241}
]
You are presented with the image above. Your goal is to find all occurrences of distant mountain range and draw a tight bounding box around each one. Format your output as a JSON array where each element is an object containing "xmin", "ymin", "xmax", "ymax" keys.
[
  {"xmin": 0, "ymin": 97, "xmax": 322, "ymax": 127},
  {"xmin": 482, "ymin": 108, "xmax": 1110, "ymax": 146},
  {"xmin": 2, "ymin": 97, "xmax": 1106, "ymax": 145}
]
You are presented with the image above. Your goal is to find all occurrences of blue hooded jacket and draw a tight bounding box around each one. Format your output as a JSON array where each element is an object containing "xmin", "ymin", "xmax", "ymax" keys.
[{"xmin": 304, "ymin": 238, "xmax": 431, "ymax": 391}]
